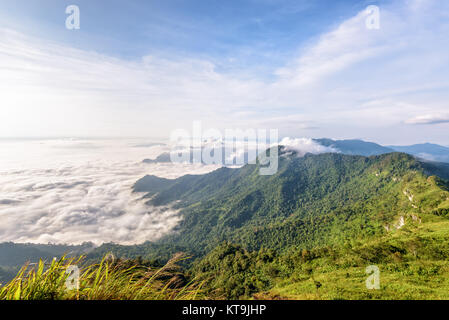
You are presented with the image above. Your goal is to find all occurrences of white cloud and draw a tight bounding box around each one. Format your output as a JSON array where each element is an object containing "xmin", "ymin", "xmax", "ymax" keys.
[
  {"xmin": 405, "ymin": 114, "xmax": 449, "ymax": 125},
  {"xmin": 279, "ymin": 137, "xmax": 338, "ymax": 156},
  {"xmin": 0, "ymin": 139, "xmax": 220, "ymax": 245},
  {"xmin": 274, "ymin": 10, "xmax": 389, "ymax": 87},
  {"xmin": 0, "ymin": 28, "xmax": 269, "ymax": 137},
  {"xmin": 0, "ymin": 0, "xmax": 449, "ymax": 144}
]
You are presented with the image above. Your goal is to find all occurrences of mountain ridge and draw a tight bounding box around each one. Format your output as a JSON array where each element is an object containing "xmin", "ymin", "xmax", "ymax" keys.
[
  {"xmin": 140, "ymin": 138, "xmax": 449, "ymax": 164},
  {"xmin": 130, "ymin": 149, "xmax": 449, "ymax": 255},
  {"xmin": 314, "ymin": 138, "xmax": 449, "ymax": 162}
]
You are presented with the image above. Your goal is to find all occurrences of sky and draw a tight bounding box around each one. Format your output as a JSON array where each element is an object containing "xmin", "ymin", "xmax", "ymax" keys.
[{"xmin": 0, "ymin": 0, "xmax": 448, "ymax": 145}]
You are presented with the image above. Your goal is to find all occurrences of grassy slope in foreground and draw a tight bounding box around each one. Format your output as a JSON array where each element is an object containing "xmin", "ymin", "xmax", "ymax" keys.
[
  {"xmin": 0, "ymin": 254, "xmax": 202, "ymax": 300},
  {"xmin": 268, "ymin": 213, "xmax": 449, "ymax": 300}
]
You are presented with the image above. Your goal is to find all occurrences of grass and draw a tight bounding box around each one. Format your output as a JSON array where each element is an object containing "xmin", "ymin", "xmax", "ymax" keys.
[
  {"xmin": 3, "ymin": 216, "xmax": 449, "ymax": 300},
  {"xmin": 0, "ymin": 253, "xmax": 203, "ymax": 300},
  {"xmin": 265, "ymin": 215, "xmax": 449, "ymax": 300}
]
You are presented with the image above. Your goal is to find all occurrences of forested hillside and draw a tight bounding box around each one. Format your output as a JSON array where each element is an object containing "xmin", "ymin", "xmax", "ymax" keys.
[
  {"xmin": 86, "ymin": 149, "xmax": 449, "ymax": 267},
  {"xmin": 127, "ymin": 150, "xmax": 449, "ymax": 253}
]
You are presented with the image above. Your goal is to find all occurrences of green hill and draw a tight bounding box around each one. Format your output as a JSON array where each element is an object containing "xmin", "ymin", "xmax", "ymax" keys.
[{"xmin": 130, "ymin": 149, "xmax": 449, "ymax": 254}]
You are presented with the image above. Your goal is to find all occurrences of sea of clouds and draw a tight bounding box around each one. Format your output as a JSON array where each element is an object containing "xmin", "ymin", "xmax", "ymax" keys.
[
  {"xmin": 0, "ymin": 139, "xmax": 220, "ymax": 245},
  {"xmin": 0, "ymin": 137, "xmax": 335, "ymax": 246}
]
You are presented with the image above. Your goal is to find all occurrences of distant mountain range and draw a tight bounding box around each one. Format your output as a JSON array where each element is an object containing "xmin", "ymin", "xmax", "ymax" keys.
[
  {"xmin": 142, "ymin": 152, "xmax": 172, "ymax": 164},
  {"xmin": 314, "ymin": 138, "xmax": 449, "ymax": 163},
  {"xmin": 313, "ymin": 138, "xmax": 393, "ymax": 156},
  {"xmin": 142, "ymin": 139, "xmax": 449, "ymax": 164},
  {"xmin": 0, "ymin": 242, "xmax": 94, "ymax": 283},
  {"xmin": 388, "ymin": 143, "xmax": 449, "ymax": 163}
]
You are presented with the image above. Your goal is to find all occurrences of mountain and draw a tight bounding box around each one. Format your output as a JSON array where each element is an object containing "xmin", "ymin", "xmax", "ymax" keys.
[
  {"xmin": 129, "ymin": 148, "xmax": 449, "ymax": 255},
  {"xmin": 313, "ymin": 138, "xmax": 394, "ymax": 156},
  {"xmin": 124, "ymin": 148, "xmax": 449, "ymax": 299},
  {"xmin": 313, "ymin": 138, "xmax": 449, "ymax": 163},
  {"xmin": 142, "ymin": 148, "xmax": 254, "ymax": 165},
  {"xmin": 142, "ymin": 139, "xmax": 393, "ymax": 165},
  {"xmin": 389, "ymin": 143, "xmax": 449, "ymax": 163},
  {"xmin": 141, "ymin": 139, "xmax": 449, "ymax": 167},
  {"xmin": 0, "ymin": 242, "xmax": 95, "ymax": 283},
  {"xmin": 142, "ymin": 152, "xmax": 172, "ymax": 164},
  {"xmin": 0, "ymin": 242, "xmax": 94, "ymax": 267}
]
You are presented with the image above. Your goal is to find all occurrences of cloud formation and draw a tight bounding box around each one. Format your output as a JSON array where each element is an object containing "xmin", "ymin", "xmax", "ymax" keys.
[
  {"xmin": 279, "ymin": 137, "xmax": 338, "ymax": 157},
  {"xmin": 0, "ymin": 139, "xmax": 219, "ymax": 245},
  {"xmin": 0, "ymin": 0, "xmax": 449, "ymax": 144},
  {"xmin": 405, "ymin": 114, "xmax": 449, "ymax": 125}
]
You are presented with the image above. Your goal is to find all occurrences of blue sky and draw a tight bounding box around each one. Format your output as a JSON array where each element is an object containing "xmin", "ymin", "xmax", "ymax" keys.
[
  {"xmin": 0, "ymin": 0, "xmax": 448, "ymax": 144},
  {"xmin": 0, "ymin": 1, "xmax": 367, "ymax": 67}
]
